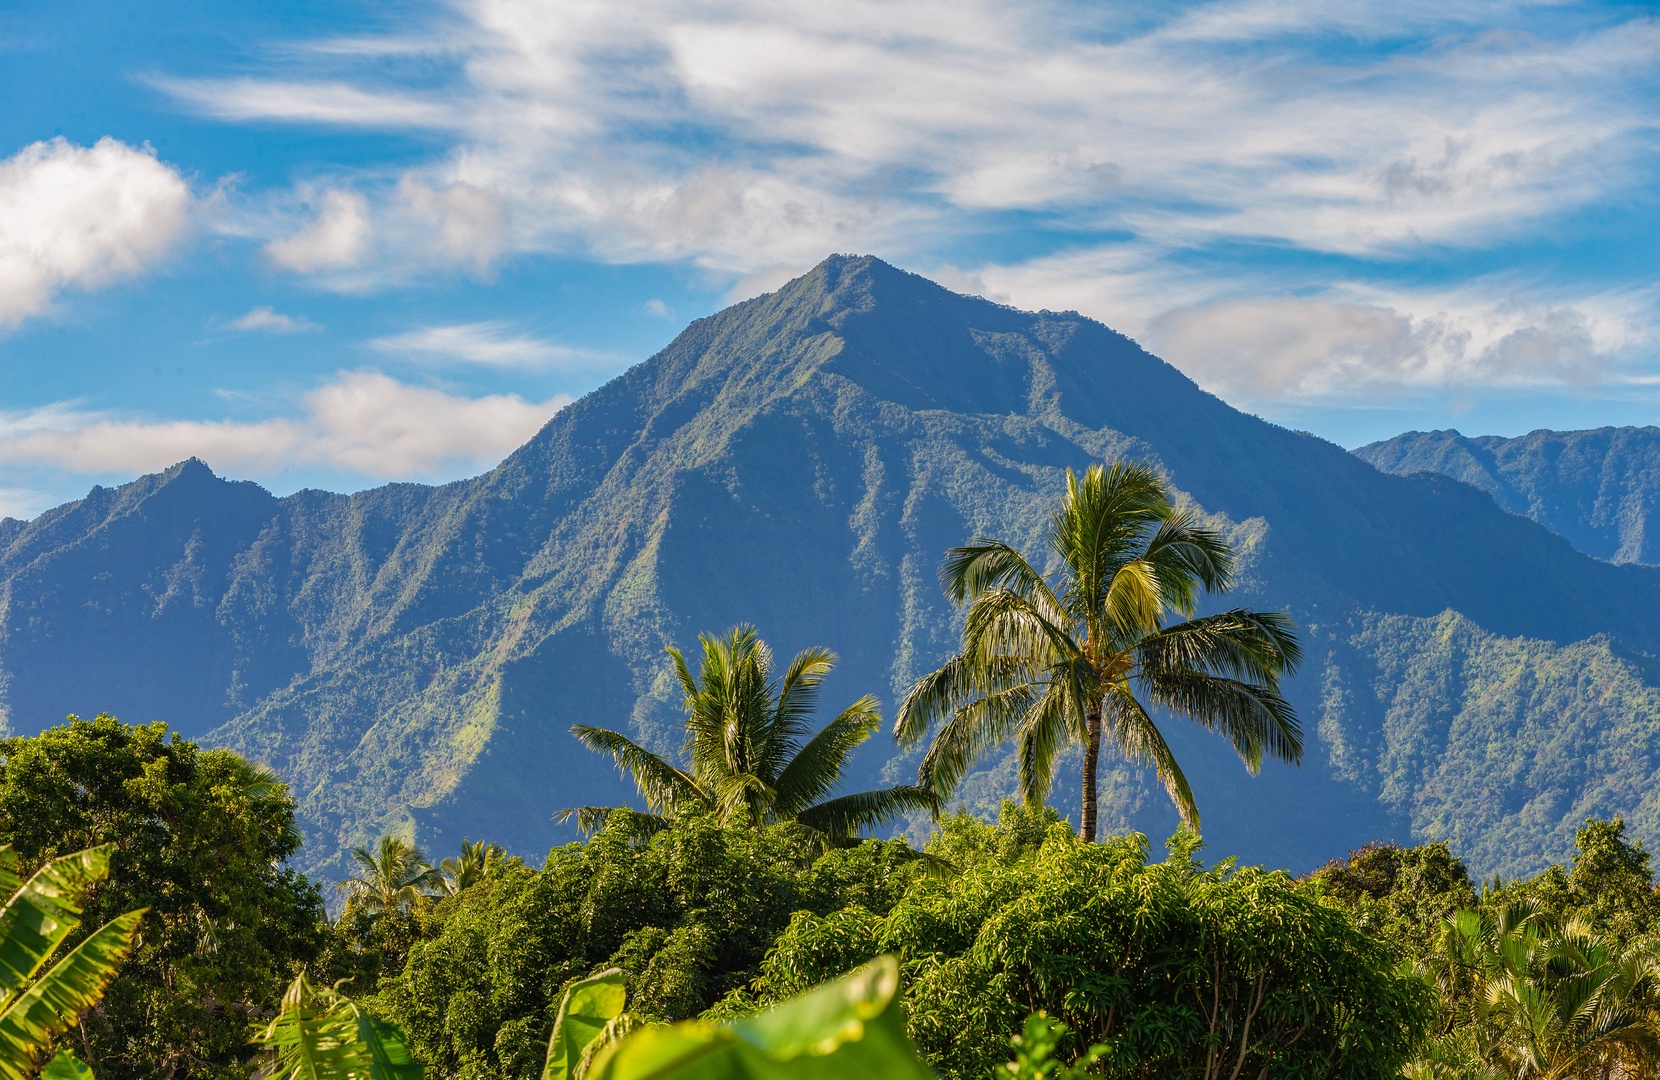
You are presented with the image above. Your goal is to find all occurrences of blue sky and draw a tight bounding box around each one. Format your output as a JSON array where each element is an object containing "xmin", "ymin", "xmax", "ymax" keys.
[{"xmin": 0, "ymin": 0, "xmax": 1655, "ymax": 517}]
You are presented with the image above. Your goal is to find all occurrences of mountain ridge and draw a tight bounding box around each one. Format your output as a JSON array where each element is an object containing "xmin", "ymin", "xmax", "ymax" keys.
[
  {"xmin": 2, "ymin": 255, "xmax": 1658, "ymax": 879},
  {"xmin": 1356, "ymin": 426, "xmax": 1660, "ymax": 566}
]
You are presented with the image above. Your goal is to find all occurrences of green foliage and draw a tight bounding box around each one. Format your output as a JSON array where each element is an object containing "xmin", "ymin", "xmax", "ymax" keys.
[
  {"xmin": 895, "ymin": 460, "xmax": 1302, "ymax": 840},
  {"xmin": 1411, "ymin": 903, "xmax": 1660, "ymax": 1077},
  {"xmin": 369, "ymin": 814, "xmax": 925, "ymax": 1079},
  {"xmin": 340, "ymin": 838, "xmax": 443, "ymax": 916},
  {"xmin": 0, "ymin": 716, "xmax": 326, "ymax": 1079},
  {"xmin": 571, "ymin": 626, "xmax": 940, "ymax": 842},
  {"xmin": 751, "ymin": 818, "xmax": 1431, "ymax": 1079},
  {"xmin": 999, "ymin": 1015, "xmax": 1106, "ymax": 1080},
  {"xmin": 256, "ymin": 972, "xmax": 423, "ymax": 1080},
  {"xmin": 1307, "ymin": 840, "xmax": 1478, "ymax": 955},
  {"xmin": 0, "ymin": 845, "xmax": 143, "ymax": 1080},
  {"xmin": 542, "ymin": 970, "xmax": 626, "ymax": 1080},
  {"xmin": 585, "ymin": 956, "xmax": 931, "ymax": 1080},
  {"xmin": 40, "ymin": 1050, "xmax": 94, "ymax": 1080}
]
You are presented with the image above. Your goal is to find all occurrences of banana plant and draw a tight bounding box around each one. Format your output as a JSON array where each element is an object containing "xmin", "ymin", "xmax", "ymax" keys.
[
  {"xmin": 0, "ymin": 844, "xmax": 145, "ymax": 1080},
  {"xmin": 255, "ymin": 972, "xmax": 422, "ymax": 1080},
  {"xmin": 572, "ymin": 956, "xmax": 934, "ymax": 1080}
]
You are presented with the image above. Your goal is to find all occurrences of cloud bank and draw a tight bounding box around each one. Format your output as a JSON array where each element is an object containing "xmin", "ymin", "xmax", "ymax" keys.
[
  {"xmin": 0, "ymin": 138, "xmax": 191, "ymax": 327},
  {"xmin": 0, "ymin": 372, "xmax": 570, "ymax": 482}
]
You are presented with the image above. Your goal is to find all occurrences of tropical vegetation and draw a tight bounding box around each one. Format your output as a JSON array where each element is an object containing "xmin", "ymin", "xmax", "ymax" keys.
[
  {"xmin": 0, "ymin": 845, "xmax": 144, "ymax": 1079},
  {"xmin": 895, "ymin": 462, "xmax": 1302, "ymax": 839},
  {"xmin": 569, "ymin": 626, "xmax": 940, "ymax": 842}
]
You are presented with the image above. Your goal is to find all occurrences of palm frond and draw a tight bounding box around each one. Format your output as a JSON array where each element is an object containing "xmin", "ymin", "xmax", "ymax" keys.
[
  {"xmin": 1136, "ymin": 669, "xmax": 1303, "ymax": 768},
  {"xmin": 569, "ymin": 725, "xmax": 707, "ymax": 815},
  {"xmin": 1135, "ymin": 609, "xmax": 1302, "ymax": 685},
  {"xmin": 771, "ymin": 696, "xmax": 880, "ymax": 816},
  {"xmin": 1110, "ymin": 691, "xmax": 1200, "ymax": 829},
  {"xmin": 793, "ymin": 786, "xmax": 943, "ymax": 839},
  {"xmin": 0, "ymin": 844, "xmax": 115, "ymax": 1005}
]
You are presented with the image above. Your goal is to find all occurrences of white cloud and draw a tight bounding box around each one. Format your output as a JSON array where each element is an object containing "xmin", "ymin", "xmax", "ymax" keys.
[
  {"xmin": 226, "ymin": 306, "xmax": 321, "ymax": 333},
  {"xmin": 0, "ymin": 372, "xmax": 570, "ymax": 480},
  {"xmin": 154, "ymin": 1, "xmax": 1659, "ymax": 270},
  {"xmin": 643, "ymin": 298, "xmax": 671, "ymax": 319},
  {"xmin": 265, "ymin": 188, "xmax": 371, "ymax": 272},
  {"xmin": 0, "ymin": 137, "xmax": 191, "ymax": 327},
  {"xmin": 369, "ymin": 322, "xmax": 602, "ymax": 369}
]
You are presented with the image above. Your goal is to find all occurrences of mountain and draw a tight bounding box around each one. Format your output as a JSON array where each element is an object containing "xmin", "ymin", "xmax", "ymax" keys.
[
  {"xmin": 1356, "ymin": 427, "xmax": 1660, "ymax": 566},
  {"xmin": 2, "ymin": 256, "xmax": 1658, "ymax": 880}
]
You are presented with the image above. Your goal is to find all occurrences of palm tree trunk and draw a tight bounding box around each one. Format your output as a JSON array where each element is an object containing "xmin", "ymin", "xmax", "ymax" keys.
[{"xmin": 1081, "ymin": 702, "xmax": 1103, "ymax": 842}]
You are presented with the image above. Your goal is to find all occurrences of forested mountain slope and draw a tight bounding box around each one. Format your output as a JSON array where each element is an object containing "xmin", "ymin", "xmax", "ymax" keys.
[
  {"xmin": 1, "ymin": 256, "xmax": 1657, "ymax": 879},
  {"xmin": 1356, "ymin": 427, "xmax": 1660, "ymax": 566}
]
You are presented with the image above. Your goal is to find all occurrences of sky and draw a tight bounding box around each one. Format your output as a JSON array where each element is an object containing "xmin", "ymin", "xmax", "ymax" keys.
[{"xmin": 0, "ymin": 0, "xmax": 1656, "ymax": 518}]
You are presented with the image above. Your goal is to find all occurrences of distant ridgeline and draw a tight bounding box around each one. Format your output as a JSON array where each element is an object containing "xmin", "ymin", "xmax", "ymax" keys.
[
  {"xmin": 1356, "ymin": 426, "xmax": 1660, "ymax": 567},
  {"xmin": 0, "ymin": 256, "xmax": 1657, "ymax": 881}
]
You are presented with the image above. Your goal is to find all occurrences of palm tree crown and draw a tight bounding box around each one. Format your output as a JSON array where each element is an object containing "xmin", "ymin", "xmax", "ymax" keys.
[
  {"xmin": 894, "ymin": 461, "xmax": 1302, "ymax": 840},
  {"xmin": 436, "ymin": 839, "xmax": 504, "ymax": 897},
  {"xmin": 571, "ymin": 626, "xmax": 940, "ymax": 841},
  {"xmin": 337, "ymin": 836, "xmax": 439, "ymax": 914}
]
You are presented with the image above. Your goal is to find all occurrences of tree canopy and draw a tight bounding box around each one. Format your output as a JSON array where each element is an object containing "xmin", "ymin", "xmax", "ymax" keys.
[{"xmin": 0, "ymin": 715, "xmax": 324, "ymax": 1080}]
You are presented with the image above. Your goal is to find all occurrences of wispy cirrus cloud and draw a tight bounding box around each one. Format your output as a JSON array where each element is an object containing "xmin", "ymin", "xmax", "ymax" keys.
[
  {"xmin": 369, "ymin": 322, "xmax": 615, "ymax": 370},
  {"xmin": 224, "ymin": 306, "xmax": 321, "ymax": 333},
  {"xmin": 152, "ymin": 0, "xmax": 1660, "ymax": 403}
]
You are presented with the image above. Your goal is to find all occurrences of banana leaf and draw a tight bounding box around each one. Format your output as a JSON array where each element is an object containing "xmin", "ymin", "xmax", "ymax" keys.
[
  {"xmin": 0, "ymin": 846, "xmax": 115, "ymax": 1005},
  {"xmin": 585, "ymin": 956, "xmax": 932, "ymax": 1080},
  {"xmin": 544, "ymin": 969, "xmax": 626, "ymax": 1080},
  {"xmin": 40, "ymin": 1048, "xmax": 93, "ymax": 1079},
  {"xmin": 0, "ymin": 908, "xmax": 144, "ymax": 1080}
]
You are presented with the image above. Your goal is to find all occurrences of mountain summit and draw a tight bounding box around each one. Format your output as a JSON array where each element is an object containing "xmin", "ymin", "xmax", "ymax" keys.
[{"xmin": 3, "ymin": 255, "xmax": 1658, "ymax": 877}]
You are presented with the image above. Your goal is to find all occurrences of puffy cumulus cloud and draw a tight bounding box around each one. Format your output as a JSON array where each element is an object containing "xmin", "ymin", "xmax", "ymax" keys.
[
  {"xmin": 369, "ymin": 322, "xmax": 611, "ymax": 369},
  {"xmin": 156, "ymin": 1, "xmax": 1659, "ymax": 273},
  {"xmin": 0, "ymin": 137, "xmax": 191, "ymax": 327},
  {"xmin": 226, "ymin": 306, "xmax": 320, "ymax": 333},
  {"xmin": 0, "ymin": 372, "xmax": 570, "ymax": 480},
  {"xmin": 265, "ymin": 188, "xmax": 371, "ymax": 272}
]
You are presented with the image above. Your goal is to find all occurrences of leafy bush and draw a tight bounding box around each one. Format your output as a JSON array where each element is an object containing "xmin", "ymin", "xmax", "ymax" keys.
[
  {"xmin": 368, "ymin": 813, "xmax": 924, "ymax": 1079},
  {"xmin": 750, "ymin": 809, "xmax": 1432, "ymax": 1079},
  {"xmin": 0, "ymin": 716, "xmax": 325, "ymax": 1080}
]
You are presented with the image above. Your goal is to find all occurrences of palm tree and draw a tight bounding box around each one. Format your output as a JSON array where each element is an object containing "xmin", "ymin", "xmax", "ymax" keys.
[
  {"xmin": 336, "ymin": 836, "xmax": 439, "ymax": 915},
  {"xmin": 1415, "ymin": 902, "xmax": 1660, "ymax": 1078},
  {"xmin": 894, "ymin": 462, "xmax": 1302, "ymax": 840},
  {"xmin": 570, "ymin": 626, "xmax": 940, "ymax": 841},
  {"xmin": 435, "ymin": 839, "xmax": 504, "ymax": 897}
]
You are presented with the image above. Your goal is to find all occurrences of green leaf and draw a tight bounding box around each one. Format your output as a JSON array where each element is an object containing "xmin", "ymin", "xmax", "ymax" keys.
[
  {"xmin": 40, "ymin": 1049, "xmax": 93, "ymax": 1080},
  {"xmin": 0, "ymin": 846, "xmax": 115, "ymax": 1005},
  {"xmin": 543, "ymin": 968, "xmax": 626, "ymax": 1080},
  {"xmin": 257, "ymin": 973, "xmax": 425, "ymax": 1080},
  {"xmin": 0, "ymin": 908, "xmax": 143, "ymax": 1080},
  {"xmin": 586, "ymin": 957, "xmax": 932, "ymax": 1080}
]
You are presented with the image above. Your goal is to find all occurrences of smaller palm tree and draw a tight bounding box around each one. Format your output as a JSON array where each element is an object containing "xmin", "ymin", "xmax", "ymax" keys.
[
  {"xmin": 434, "ymin": 839, "xmax": 504, "ymax": 897},
  {"xmin": 336, "ymin": 836, "xmax": 439, "ymax": 915},
  {"xmin": 569, "ymin": 626, "xmax": 940, "ymax": 842}
]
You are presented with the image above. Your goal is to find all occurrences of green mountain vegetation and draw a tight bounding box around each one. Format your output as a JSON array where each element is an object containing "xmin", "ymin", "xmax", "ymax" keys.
[
  {"xmin": 0, "ymin": 256, "xmax": 1656, "ymax": 880},
  {"xmin": 1356, "ymin": 426, "xmax": 1660, "ymax": 565}
]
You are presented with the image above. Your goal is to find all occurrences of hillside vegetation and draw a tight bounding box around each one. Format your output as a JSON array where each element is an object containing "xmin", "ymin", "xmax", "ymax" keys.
[{"xmin": 0, "ymin": 256, "xmax": 1656, "ymax": 879}]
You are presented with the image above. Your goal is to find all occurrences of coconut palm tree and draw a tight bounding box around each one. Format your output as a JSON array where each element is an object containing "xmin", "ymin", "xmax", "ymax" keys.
[
  {"xmin": 894, "ymin": 462, "xmax": 1302, "ymax": 840},
  {"xmin": 435, "ymin": 839, "xmax": 504, "ymax": 897},
  {"xmin": 569, "ymin": 626, "xmax": 940, "ymax": 841},
  {"xmin": 336, "ymin": 836, "xmax": 439, "ymax": 915}
]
